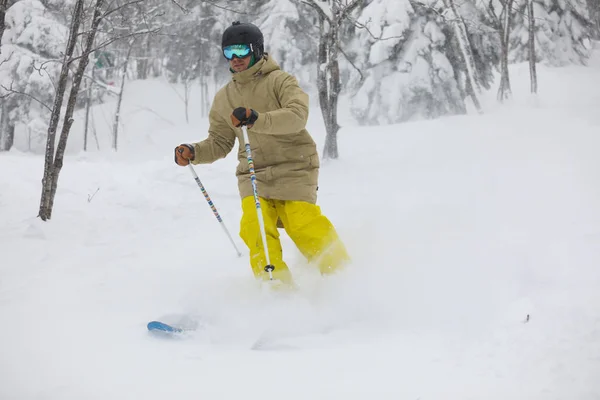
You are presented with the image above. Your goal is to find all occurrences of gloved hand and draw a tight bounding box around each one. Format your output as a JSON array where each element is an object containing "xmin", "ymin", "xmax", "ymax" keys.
[
  {"xmin": 231, "ymin": 107, "xmax": 258, "ymax": 128},
  {"xmin": 174, "ymin": 144, "xmax": 195, "ymax": 166}
]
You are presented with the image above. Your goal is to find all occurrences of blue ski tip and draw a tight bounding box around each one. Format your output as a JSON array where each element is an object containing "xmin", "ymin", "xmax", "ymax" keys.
[{"xmin": 147, "ymin": 321, "xmax": 184, "ymax": 333}]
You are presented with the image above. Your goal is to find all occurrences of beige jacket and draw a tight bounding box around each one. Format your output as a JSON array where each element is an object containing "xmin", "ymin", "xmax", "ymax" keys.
[{"xmin": 191, "ymin": 55, "xmax": 320, "ymax": 204}]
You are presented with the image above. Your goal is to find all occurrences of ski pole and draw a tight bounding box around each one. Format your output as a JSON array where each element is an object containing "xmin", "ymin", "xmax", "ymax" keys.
[
  {"xmin": 187, "ymin": 163, "xmax": 242, "ymax": 257},
  {"xmin": 241, "ymin": 125, "xmax": 274, "ymax": 280}
]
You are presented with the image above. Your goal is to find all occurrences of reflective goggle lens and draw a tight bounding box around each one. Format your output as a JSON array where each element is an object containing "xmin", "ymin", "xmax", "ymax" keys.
[{"xmin": 223, "ymin": 44, "xmax": 252, "ymax": 60}]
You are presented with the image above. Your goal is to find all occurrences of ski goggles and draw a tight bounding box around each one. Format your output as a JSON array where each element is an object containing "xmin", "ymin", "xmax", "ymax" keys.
[{"xmin": 223, "ymin": 44, "xmax": 252, "ymax": 60}]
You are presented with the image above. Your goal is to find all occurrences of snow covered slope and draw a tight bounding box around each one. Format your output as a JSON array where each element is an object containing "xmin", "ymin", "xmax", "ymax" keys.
[{"xmin": 1, "ymin": 52, "xmax": 600, "ymax": 399}]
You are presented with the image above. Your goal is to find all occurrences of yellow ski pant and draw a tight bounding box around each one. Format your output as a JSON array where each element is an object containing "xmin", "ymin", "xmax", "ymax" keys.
[{"xmin": 239, "ymin": 196, "xmax": 350, "ymax": 283}]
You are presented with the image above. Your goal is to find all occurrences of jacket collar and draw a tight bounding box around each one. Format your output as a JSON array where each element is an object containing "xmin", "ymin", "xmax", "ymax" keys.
[
  {"xmin": 231, "ymin": 54, "xmax": 279, "ymax": 84},
  {"xmin": 231, "ymin": 58, "xmax": 266, "ymax": 84}
]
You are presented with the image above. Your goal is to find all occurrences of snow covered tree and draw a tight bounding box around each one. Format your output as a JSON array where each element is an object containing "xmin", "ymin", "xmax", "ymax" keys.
[
  {"xmin": 510, "ymin": 0, "xmax": 593, "ymax": 66},
  {"xmin": 163, "ymin": 1, "xmax": 226, "ymax": 119},
  {"xmin": 126, "ymin": 0, "xmax": 164, "ymax": 80},
  {"xmin": 255, "ymin": 0, "xmax": 316, "ymax": 86},
  {"xmin": 302, "ymin": 0, "xmax": 363, "ymax": 160},
  {"xmin": 441, "ymin": 0, "xmax": 499, "ymax": 100},
  {"xmin": 0, "ymin": 0, "xmax": 67, "ymax": 152},
  {"xmin": 350, "ymin": 0, "xmax": 466, "ymax": 124},
  {"xmin": 440, "ymin": 0, "xmax": 487, "ymax": 108}
]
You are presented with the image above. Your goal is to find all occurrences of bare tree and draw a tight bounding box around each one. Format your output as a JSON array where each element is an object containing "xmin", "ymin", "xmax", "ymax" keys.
[
  {"xmin": 39, "ymin": 0, "xmax": 160, "ymax": 220},
  {"xmin": 113, "ymin": 39, "xmax": 135, "ymax": 151},
  {"xmin": 39, "ymin": 0, "xmax": 105, "ymax": 221},
  {"xmin": 302, "ymin": 0, "xmax": 362, "ymax": 160}
]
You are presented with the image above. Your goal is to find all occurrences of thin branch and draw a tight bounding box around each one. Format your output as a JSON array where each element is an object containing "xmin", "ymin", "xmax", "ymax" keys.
[
  {"xmin": 68, "ymin": 28, "xmax": 161, "ymax": 64},
  {"xmin": 131, "ymin": 106, "xmax": 175, "ymax": 125},
  {"xmin": 301, "ymin": 0, "xmax": 333, "ymax": 24},
  {"xmin": 81, "ymin": 73, "xmax": 119, "ymax": 94},
  {"xmin": 170, "ymin": 0, "xmax": 189, "ymax": 14},
  {"xmin": 0, "ymin": 82, "xmax": 53, "ymax": 112},
  {"xmin": 102, "ymin": 0, "xmax": 146, "ymax": 19},
  {"xmin": 0, "ymin": 50, "xmax": 13, "ymax": 68},
  {"xmin": 350, "ymin": 16, "xmax": 406, "ymax": 41},
  {"xmin": 104, "ymin": 0, "xmax": 120, "ymax": 14},
  {"xmin": 340, "ymin": 0, "xmax": 363, "ymax": 19},
  {"xmin": 87, "ymin": 188, "xmax": 100, "ymax": 203},
  {"xmin": 338, "ymin": 45, "xmax": 364, "ymax": 82},
  {"xmin": 203, "ymin": 0, "xmax": 261, "ymax": 15},
  {"xmin": 411, "ymin": 0, "xmax": 447, "ymax": 19}
]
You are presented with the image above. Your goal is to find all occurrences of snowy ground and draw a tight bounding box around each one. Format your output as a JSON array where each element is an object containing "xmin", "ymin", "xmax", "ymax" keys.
[{"xmin": 1, "ymin": 50, "xmax": 600, "ymax": 399}]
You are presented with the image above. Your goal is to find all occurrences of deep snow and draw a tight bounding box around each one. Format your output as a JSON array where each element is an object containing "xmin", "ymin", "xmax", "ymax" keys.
[{"xmin": 1, "ymin": 51, "xmax": 600, "ymax": 399}]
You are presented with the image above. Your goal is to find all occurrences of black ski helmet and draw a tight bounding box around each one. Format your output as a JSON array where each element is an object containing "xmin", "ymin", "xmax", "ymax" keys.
[{"xmin": 221, "ymin": 21, "xmax": 264, "ymax": 60}]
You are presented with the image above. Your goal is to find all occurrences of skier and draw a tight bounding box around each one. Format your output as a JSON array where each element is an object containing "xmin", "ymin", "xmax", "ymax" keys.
[{"xmin": 174, "ymin": 21, "xmax": 349, "ymax": 286}]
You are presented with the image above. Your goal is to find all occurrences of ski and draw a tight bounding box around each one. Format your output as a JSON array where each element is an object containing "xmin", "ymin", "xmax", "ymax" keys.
[{"xmin": 147, "ymin": 320, "xmax": 185, "ymax": 334}]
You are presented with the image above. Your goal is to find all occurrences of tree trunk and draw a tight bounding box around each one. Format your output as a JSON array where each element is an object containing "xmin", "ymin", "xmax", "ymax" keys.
[
  {"xmin": 0, "ymin": 0, "xmax": 8, "ymax": 55},
  {"xmin": 0, "ymin": 98, "xmax": 10, "ymax": 151},
  {"xmin": 92, "ymin": 109, "xmax": 100, "ymax": 150},
  {"xmin": 184, "ymin": 79, "xmax": 191, "ymax": 124},
  {"xmin": 199, "ymin": 66, "xmax": 207, "ymax": 118},
  {"xmin": 323, "ymin": 15, "xmax": 341, "ymax": 160},
  {"xmin": 4, "ymin": 121, "xmax": 13, "ymax": 150},
  {"xmin": 84, "ymin": 76, "xmax": 92, "ymax": 151},
  {"xmin": 39, "ymin": 0, "xmax": 85, "ymax": 221},
  {"xmin": 136, "ymin": 37, "xmax": 150, "ymax": 80},
  {"xmin": 528, "ymin": 0, "xmax": 537, "ymax": 94},
  {"xmin": 113, "ymin": 39, "xmax": 134, "ymax": 151},
  {"xmin": 588, "ymin": 0, "xmax": 600, "ymax": 39},
  {"xmin": 0, "ymin": 116, "xmax": 15, "ymax": 151},
  {"xmin": 42, "ymin": 0, "xmax": 105, "ymax": 220},
  {"xmin": 0, "ymin": 102, "xmax": 14, "ymax": 150},
  {"xmin": 316, "ymin": 15, "xmax": 336, "ymax": 159},
  {"xmin": 444, "ymin": 0, "xmax": 482, "ymax": 112},
  {"xmin": 497, "ymin": 0, "xmax": 515, "ymax": 102}
]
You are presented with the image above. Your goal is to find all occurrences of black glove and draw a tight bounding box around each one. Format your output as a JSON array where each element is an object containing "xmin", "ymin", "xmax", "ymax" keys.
[
  {"xmin": 174, "ymin": 144, "xmax": 195, "ymax": 166},
  {"xmin": 231, "ymin": 107, "xmax": 258, "ymax": 127}
]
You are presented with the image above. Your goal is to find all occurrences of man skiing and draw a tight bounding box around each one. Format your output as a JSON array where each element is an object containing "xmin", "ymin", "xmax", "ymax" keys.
[{"xmin": 174, "ymin": 21, "xmax": 349, "ymax": 286}]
